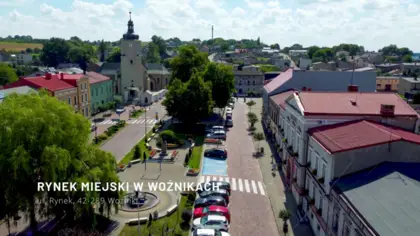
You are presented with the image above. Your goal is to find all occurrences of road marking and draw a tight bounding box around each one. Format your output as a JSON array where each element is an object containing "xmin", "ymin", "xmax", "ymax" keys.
[
  {"xmin": 244, "ymin": 179, "xmax": 251, "ymax": 193},
  {"xmin": 224, "ymin": 177, "xmax": 229, "ymax": 183},
  {"xmin": 139, "ymin": 120, "xmax": 145, "ymax": 124},
  {"xmin": 251, "ymin": 180, "xmax": 258, "ymax": 194},
  {"xmin": 238, "ymin": 179, "xmax": 243, "ymax": 192},
  {"xmin": 257, "ymin": 182, "xmax": 266, "ymax": 196},
  {"xmin": 213, "ymin": 176, "xmax": 218, "ymax": 181},
  {"xmin": 231, "ymin": 178, "xmax": 237, "ymax": 191}
]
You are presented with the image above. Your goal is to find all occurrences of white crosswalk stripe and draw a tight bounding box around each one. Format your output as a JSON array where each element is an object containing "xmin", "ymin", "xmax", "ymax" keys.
[
  {"xmin": 238, "ymin": 179, "xmax": 243, "ymax": 192},
  {"xmin": 197, "ymin": 175, "xmax": 266, "ymax": 196},
  {"xmin": 244, "ymin": 179, "xmax": 251, "ymax": 193},
  {"xmin": 251, "ymin": 180, "xmax": 258, "ymax": 194},
  {"xmin": 231, "ymin": 178, "xmax": 237, "ymax": 191},
  {"xmin": 258, "ymin": 182, "xmax": 266, "ymax": 196}
]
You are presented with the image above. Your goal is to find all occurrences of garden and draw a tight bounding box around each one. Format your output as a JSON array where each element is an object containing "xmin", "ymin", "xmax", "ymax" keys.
[
  {"xmin": 94, "ymin": 120, "xmax": 126, "ymax": 146},
  {"xmin": 119, "ymin": 194, "xmax": 196, "ymax": 235}
]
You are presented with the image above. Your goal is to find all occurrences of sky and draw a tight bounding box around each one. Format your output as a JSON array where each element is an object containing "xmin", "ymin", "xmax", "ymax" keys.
[{"xmin": 0, "ymin": 0, "xmax": 420, "ymax": 51}]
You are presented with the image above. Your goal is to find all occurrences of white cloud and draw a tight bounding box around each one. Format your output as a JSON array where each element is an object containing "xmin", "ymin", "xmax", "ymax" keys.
[
  {"xmin": 1, "ymin": 0, "xmax": 420, "ymax": 51},
  {"xmin": 0, "ymin": 0, "xmax": 33, "ymax": 7}
]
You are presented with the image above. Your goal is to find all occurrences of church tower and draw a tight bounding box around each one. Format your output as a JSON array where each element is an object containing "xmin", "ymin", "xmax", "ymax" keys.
[{"xmin": 120, "ymin": 12, "xmax": 147, "ymax": 102}]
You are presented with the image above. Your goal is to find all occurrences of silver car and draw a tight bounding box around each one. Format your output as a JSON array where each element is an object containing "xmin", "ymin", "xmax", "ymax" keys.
[
  {"xmin": 191, "ymin": 229, "xmax": 231, "ymax": 236},
  {"xmin": 192, "ymin": 215, "xmax": 229, "ymax": 232}
]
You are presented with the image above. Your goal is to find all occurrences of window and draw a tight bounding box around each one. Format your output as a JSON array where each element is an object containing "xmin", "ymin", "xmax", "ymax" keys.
[
  {"xmin": 295, "ymin": 134, "xmax": 300, "ymax": 153},
  {"xmin": 343, "ymin": 221, "xmax": 351, "ymax": 236},
  {"xmin": 96, "ymin": 88, "xmax": 98, "ymax": 96},
  {"xmin": 312, "ymin": 154, "xmax": 318, "ymax": 170},
  {"xmin": 82, "ymin": 95, "xmax": 84, "ymax": 103},
  {"xmin": 74, "ymin": 96, "xmax": 77, "ymax": 104},
  {"xmin": 68, "ymin": 97, "xmax": 71, "ymax": 104},
  {"xmin": 253, "ymin": 80, "xmax": 255, "ymax": 85},
  {"xmin": 317, "ymin": 193, "xmax": 323, "ymax": 209},
  {"xmin": 247, "ymin": 80, "xmax": 250, "ymax": 85},
  {"xmin": 332, "ymin": 206, "xmax": 339, "ymax": 232},
  {"xmin": 311, "ymin": 183, "xmax": 316, "ymax": 198},
  {"xmin": 101, "ymin": 87, "xmax": 103, "ymax": 94},
  {"xmin": 319, "ymin": 161, "xmax": 326, "ymax": 180},
  {"xmin": 85, "ymin": 94, "xmax": 88, "ymax": 102}
]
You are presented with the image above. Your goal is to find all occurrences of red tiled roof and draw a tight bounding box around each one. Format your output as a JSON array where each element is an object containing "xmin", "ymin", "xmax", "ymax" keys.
[
  {"xmin": 86, "ymin": 71, "xmax": 111, "ymax": 84},
  {"xmin": 264, "ymin": 68, "xmax": 293, "ymax": 93},
  {"xmin": 3, "ymin": 74, "xmax": 76, "ymax": 92},
  {"xmin": 297, "ymin": 92, "xmax": 418, "ymax": 117},
  {"xmin": 269, "ymin": 89, "xmax": 296, "ymax": 109},
  {"xmin": 309, "ymin": 120, "xmax": 420, "ymax": 154}
]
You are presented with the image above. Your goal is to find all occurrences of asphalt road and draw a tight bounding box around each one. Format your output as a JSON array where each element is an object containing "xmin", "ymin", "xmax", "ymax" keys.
[
  {"xmin": 100, "ymin": 101, "xmax": 167, "ymax": 162},
  {"xmin": 225, "ymin": 99, "xmax": 279, "ymax": 236}
]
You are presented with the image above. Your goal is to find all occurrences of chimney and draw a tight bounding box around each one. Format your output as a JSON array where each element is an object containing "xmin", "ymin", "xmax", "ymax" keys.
[
  {"xmin": 60, "ymin": 73, "xmax": 64, "ymax": 80},
  {"xmin": 302, "ymin": 86, "xmax": 307, "ymax": 91},
  {"xmin": 348, "ymin": 85, "xmax": 359, "ymax": 92},
  {"xmin": 380, "ymin": 104, "xmax": 395, "ymax": 117},
  {"xmin": 45, "ymin": 73, "xmax": 52, "ymax": 80}
]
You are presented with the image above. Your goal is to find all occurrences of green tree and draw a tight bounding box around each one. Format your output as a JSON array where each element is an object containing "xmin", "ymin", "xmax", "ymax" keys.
[
  {"xmin": 270, "ymin": 43, "xmax": 280, "ymax": 50},
  {"xmin": 151, "ymin": 35, "xmax": 166, "ymax": 55},
  {"xmin": 247, "ymin": 112, "xmax": 258, "ymax": 128},
  {"xmin": 170, "ymin": 45, "xmax": 209, "ymax": 82},
  {"xmin": 163, "ymin": 75, "xmax": 213, "ymax": 126},
  {"xmin": 253, "ymin": 132, "xmax": 265, "ymax": 149},
  {"xmin": 203, "ymin": 63, "xmax": 235, "ymax": 108},
  {"xmin": 40, "ymin": 38, "xmax": 70, "ymax": 67},
  {"xmin": 221, "ymin": 43, "xmax": 229, "ymax": 52},
  {"xmin": 0, "ymin": 91, "xmax": 121, "ymax": 234},
  {"xmin": 133, "ymin": 145, "xmax": 141, "ymax": 160},
  {"xmin": 146, "ymin": 42, "xmax": 161, "ymax": 63},
  {"xmin": 403, "ymin": 54, "xmax": 413, "ymax": 63},
  {"xmin": 246, "ymin": 100, "xmax": 256, "ymax": 110},
  {"xmin": 106, "ymin": 47, "xmax": 121, "ymax": 63},
  {"xmin": 67, "ymin": 46, "xmax": 89, "ymax": 67},
  {"xmin": 0, "ymin": 63, "xmax": 18, "ymax": 86}
]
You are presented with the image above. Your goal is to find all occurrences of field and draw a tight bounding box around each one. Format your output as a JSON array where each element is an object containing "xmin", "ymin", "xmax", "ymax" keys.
[{"xmin": 0, "ymin": 42, "xmax": 43, "ymax": 52}]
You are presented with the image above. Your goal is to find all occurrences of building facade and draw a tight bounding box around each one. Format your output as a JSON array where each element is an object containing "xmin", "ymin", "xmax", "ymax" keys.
[
  {"xmin": 376, "ymin": 76, "xmax": 399, "ymax": 92},
  {"xmin": 233, "ymin": 65, "xmax": 264, "ymax": 96},
  {"xmin": 398, "ymin": 77, "xmax": 420, "ymax": 99},
  {"xmin": 145, "ymin": 63, "xmax": 171, "ymax": 91},
  {"xmin": 87, "ymin": 72, "xmax": 113, "ymax": 114}
]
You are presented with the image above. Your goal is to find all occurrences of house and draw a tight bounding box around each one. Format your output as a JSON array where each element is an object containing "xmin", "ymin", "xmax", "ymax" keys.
[
  {"xmin": 25, "ymin": 67, "xmax": 58, "ymax": 77},
  {"xmin": 267, "ymin": 91, "xmax": 420, "ymax": 236},
  {"xmin": 360, "ymin": 52, "xmax": 384, "ymax": 64},
  {"xmin": 85, "ymin": 72, "xmax": 113, "ymax": 114},
  {"xmin": 398, "ymin": 77, "xmax": 420, "ymax": 99},
  {"xmin": 233, "ymin": 65, "xmax": 265, "ymax": 96},
  {"xmin": 299, "ymin": 58, "xmax": 312, "ymax": 70},
  {"xmin": 2, "ymin": 73, "xmax": 91, "ymax": 117},
  {"xmin": 15, "ymin": 53, "xmax": 33, "ymax": 65},
  {"xmin": 58, "ymin": 67, "xmax": 84, "ymax": 74},
  {"xmin": 289, "ymin": 50, "xmax": 307, "ymax": 57},
  {"xmin": 262, "ymin": 68, "xmax": 377, "ymax": 119},
  {"xmin": 375, "ymin": 63, "xmax": 400, "ymax": 73},
  {"xmin": 144, "ymin": 63, "xmax": 171, "ymax": 91},
  {"xmin": 97, "ymin": 62, "xmax": 121, "ymax": 95},
  {"xmin": 0, "ymin": 86, "xmax": 37, "ymax": 103},
  {"xmin": 400, "ymin": 63, "xmax": 420, "ymax": 74},
  {"xmin": 376, "ymin": 76, "xmax": 399, "ymax": 92},
  {"xmin": 312, "ymin": 62, "xmax": 335, "ymax": 71},
  {"xmin": 274, "ymin": 58, "xmax": 291, "ymax": 70},
  {"xmin": 57, "ymin": 63, "xmax": 80, "ymax": 69}
]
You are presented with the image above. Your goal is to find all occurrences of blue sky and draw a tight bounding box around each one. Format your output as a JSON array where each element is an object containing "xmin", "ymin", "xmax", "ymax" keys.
[{"xmin": 0, "ymin": 0, "xmax": 420, "ymax": 51}]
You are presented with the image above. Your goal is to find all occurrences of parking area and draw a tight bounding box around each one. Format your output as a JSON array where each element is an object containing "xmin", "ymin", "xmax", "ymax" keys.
[{"xmin": 202, "ymin": 154, "xmax": 228, "ymax": 176}]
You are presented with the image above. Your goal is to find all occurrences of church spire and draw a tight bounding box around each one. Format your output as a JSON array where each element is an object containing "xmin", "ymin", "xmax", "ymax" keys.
[{"xmin": 123, "ymin": 11, "xmax": 139, "ymax": 40}]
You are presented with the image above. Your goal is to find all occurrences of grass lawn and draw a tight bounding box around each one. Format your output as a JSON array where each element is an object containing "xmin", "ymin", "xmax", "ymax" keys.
[
  {"xmin": 129, "ymin": 110, "xmax": 144, "ymax": 118},
  {"xmin": 257, "ymin": 57, "xmax": 270, "ymax": 62},
  {"xmin": 118, "ymin": 128, "xmax": 154, "ymax": 165},
  {"xmin": 0, "ymin": 42, "xmax": 43, "ymax": 51},
  {"xmin": 119, "ymin": 195, "xmax": 192, "ymax": 236},
  {"xmin": 188, "ymin": 136, "xmax": 204, "ymax": 169}
]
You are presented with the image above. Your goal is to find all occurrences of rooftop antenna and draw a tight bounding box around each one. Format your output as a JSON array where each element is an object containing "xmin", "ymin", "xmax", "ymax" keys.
[{"xmin": 129, "ymin": 11, "xmax": 132, "ymax": 20}]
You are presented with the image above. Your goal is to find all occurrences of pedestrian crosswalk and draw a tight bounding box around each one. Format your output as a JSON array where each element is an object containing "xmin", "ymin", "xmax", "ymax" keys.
[
  {"xmin": 97, "ymin": 119, "xmax": 157, "ymax": 125},
  {"xmin": 197, "ymin": 175, "xmax": 266, "ymax": 196}
]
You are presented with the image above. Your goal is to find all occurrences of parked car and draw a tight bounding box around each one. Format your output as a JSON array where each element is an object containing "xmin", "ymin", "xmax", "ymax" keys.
[
  {"xmin": 225, "ymin": 119, "xmax": 233, "ymax": 127},
  {"xmin": 225, "ymin": 108, "xmax": 232, "ymax": 114},
  {"xmin": 194, "ymin": 196, "xmax": 227, "ymax": 208},
  {"xmin": 91, "ymin": 124, "xmax": 97, "ymax": 132},
  {"xmin": 206, "ymin": 130, "xmax": 226, "ymax": 140},
  {"xmin": 191, "ymin": 228, "xmax": 230, "ymax": 236},
  {"xmin": 192, "ymin": 215, "xmax": 229, "ymax": 232},
  {"xmin": 228, "ymin": 102, "xmax": 234, "ymax": 109},
  {"xmin": 206, "ymin": 125, "xmax": 224, "ymax": 134},
  {"xmin": 198, "ymin": 189, "xmax": 230, "ymax": 203},
  {"xmin": 226, "ymin": 113, "xmax": 232, "ymax": 120},
  {"xmin": 204, "ymin": 148, "xmax": 227, "ymax": 158},
  {"xmin": 193, "ymin": 206, "xmax": 231, "ymax": 222},
  {"xmin": 197, "ymin": 181, "xmax": 231, "ymax": 194}
]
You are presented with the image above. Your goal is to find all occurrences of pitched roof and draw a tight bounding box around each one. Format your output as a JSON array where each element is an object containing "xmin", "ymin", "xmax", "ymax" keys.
[
  {"xmin": 0, "ymin": 86, "xmax": 37, "ymax": 96},
  {"xmin": 334, "ymin": 162, "xmax": 420, "ymax": 236},
  {"xmin": 309, "ymin": 120, "xmax": 420, "ymax": 154},
  {"xmin": 269, "ymin": 89, "xmax": 296, "ymax": 109},
  {"xmin": 3, "ymin": 74, "xmax": 76, "ymax": 92},
  {"xmin": 264, "ymin": 68, "xmax": 293, "ymax": 93},
  {"xmin": 264, "ymin": 79, "xmax": 273, "ymax": 85},
  {"xmin": 86, "ymin": 71, "xmax": 111, "ymax": 84},
  {"xmin": 296, "ymin": 92, "xmax": 417, "ymax": 117}
]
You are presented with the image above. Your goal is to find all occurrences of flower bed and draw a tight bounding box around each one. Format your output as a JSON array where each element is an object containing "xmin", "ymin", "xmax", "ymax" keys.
[
  {"xmin": 167, "ymin": 143, "xmax": 179, "ymax": 149},
  {"xmin": 171, "ymin": 150, "xmax": 178, "ymax": 158},
  {"xmin": 186, "ymin": 168, "xmax": 199, "ymax": 176},
  {"xmin": 204, "ymin": 138, "xmax": 222, "ymax": 144},
  {"xmin": 150, "ymin": 150, "xmax": 157, "ymax": 158}
]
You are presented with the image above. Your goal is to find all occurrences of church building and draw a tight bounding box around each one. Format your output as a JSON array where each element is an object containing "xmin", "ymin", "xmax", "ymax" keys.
[{"xmin": 113, "ymin": 12, "xmax": 167, "ymax": 105}]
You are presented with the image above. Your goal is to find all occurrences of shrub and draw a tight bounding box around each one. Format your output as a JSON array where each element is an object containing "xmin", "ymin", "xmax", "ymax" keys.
[
  {"xmin": 181, "ymin": 209, "xmax": 192, "ymax": 222},
  {"xmin": 133, "ymin": 145, "xmax": 141, "ymax": 160},
  {"xmin": 96, "ymin": 133, "xmax": 108, "ymax": 142}
]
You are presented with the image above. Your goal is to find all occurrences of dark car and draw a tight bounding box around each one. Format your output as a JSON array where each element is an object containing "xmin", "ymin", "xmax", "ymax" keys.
[
  {"xmin": 204, "ymin": 148, "xmax": 227, "ymax": 159},
  {"xmin": 198, "ymin": 189, "xmax": 230, "ymax": 203},
  {"xmin": 197, "ymin": 181, "xmax": 231, "ymax": 194},
  {"xmin": 194, "ymin": 196, "xmax": 227, "ymax": 208}
]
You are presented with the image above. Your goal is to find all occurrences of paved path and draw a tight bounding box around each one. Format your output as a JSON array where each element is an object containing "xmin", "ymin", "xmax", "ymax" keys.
[
  {"xmin": 100, "ymin": 101, "xmax": 167, "ymax": 162},
  {"xmin": 252, "ymin": 98, "xmax": 314, "ymax": 236},
  {"xmin": 224, "ymin": 99, "xmax": 279, "ymax": 236}
]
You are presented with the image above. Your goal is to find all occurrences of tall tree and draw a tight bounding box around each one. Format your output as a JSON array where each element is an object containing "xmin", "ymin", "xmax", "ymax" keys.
[
  {"xmin": 151, "ymin": 35, "xmax": 166, "ymax": 55},
  {"xmin": 203, "ymin": 63, "xmax": 235, "ymax": 108},
  {"xmin": 106, "ymin": 47, "xmax": 121, "ymax": 63},
  {"xmin": 170, "ymin": 45, "xmax": 209, "ymax": 82},
  {"xmin": 0, "ymin": 91, "xmax": 121, "ymax": 235},
  {"xmin": 0, "ymin": 63, "xmax": 18, "ymax": 86},
  {"xmin": 40, "ymin": 38, "xmax": 70, "ymax": 67},
  {"xmin": 146, "ymin": 42, "xmax": 161, "ymax": 63},
  {"xmin": 307, "ymin": 46, "xmax": 320, "ymax": 59},
  {"xmin": 98, "ymin": 40, "xmax": 108, "ymax": 62}
]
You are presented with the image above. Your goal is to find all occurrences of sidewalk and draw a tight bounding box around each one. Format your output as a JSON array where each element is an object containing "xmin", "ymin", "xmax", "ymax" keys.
[{"xmin": 252, "ymin": 98, "xmax": 313, "ymax": 236}]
